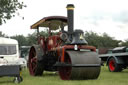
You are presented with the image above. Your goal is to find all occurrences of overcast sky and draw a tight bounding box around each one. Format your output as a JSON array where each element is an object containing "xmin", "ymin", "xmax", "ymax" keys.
[{"xmin": 0, "ymin": 0, "xmax": 128, "ymax": 41}]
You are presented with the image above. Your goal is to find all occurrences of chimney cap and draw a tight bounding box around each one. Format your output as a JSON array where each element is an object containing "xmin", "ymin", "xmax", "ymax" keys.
[{"xmin": 67, "ymin": 4, "xmax": 75, "ymax": 10}]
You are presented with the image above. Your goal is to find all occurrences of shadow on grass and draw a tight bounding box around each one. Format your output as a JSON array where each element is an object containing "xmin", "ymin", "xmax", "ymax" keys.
[{"xmin": 43, "ymin": 72, "xmax": 58, "ymax": 77}]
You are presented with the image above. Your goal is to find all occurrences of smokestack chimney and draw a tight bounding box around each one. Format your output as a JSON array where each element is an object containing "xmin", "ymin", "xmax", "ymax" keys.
[{"xmin": 66, "ymin": 4, "xmax": 74, "ymax": 34}]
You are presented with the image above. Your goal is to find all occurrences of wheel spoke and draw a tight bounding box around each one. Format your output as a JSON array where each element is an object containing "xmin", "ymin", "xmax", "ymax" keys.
[
  {"xmin": 31, "ymin": 57, "xmax": 37, "ymax": 63},
  {"xmin": 32, "ymin": 65, "xmax": 37, "ymax": 73},
  {"xmin": 31, "ymin": 57, "xmax": 37, "ymax": 73},
  {"xmin": 28, "ymin": 47, "xmax": 38, "ymax": 75}
]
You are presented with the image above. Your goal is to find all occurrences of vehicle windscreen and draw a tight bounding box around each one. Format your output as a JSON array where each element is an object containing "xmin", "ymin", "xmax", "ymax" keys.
[{"xmin": 0, "ymin": 45, "xmax": 16, "ymax": 55}]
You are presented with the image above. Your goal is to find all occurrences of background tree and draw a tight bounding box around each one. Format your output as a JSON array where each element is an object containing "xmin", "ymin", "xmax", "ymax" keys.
[
  {"xmin": 120, "ymin": 39, "xmax": 128, "ymax": 46},
  {"xmin": 27, "ymin": 31, "xmax": 49, "ymax": 45},
  {"xmin": 84, "ymin": 31, "xmax": 121, "ymax": 48},
  {"xmin": 27, "ymin": 33, "xmax": 37, "ymax": 45},
  {"xmin": 10, "ymin": 31, "xmax": 49, "ymax": 48},
  {"xmin": 1, "ymin": 30, "xmax": 127, "ymax": 49},
  {"xmin": 0, "ymin": 0, "xmax": 26, "ymax": 25},
  {"xmin": 0, "ymin": 31, "xmax": 6, "ymax": 37},
  {"xmin": 11, "ymin": 35, "xmax": 28, "ymax": 47}
]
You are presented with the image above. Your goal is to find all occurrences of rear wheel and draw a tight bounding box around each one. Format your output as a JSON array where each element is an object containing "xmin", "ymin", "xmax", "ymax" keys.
[
  {"xmin": 108, "ymin": 57, "xmax": 122, "ymax": 72},
  {"xmin": 28, "ymin": 46, "xmax": 44, "ymax": 76}
]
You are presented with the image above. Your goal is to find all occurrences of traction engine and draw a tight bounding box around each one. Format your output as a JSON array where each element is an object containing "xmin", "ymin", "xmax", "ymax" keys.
[{"xmin": 28, "ymin": 4, "xmax": 101, "ymax": 80}]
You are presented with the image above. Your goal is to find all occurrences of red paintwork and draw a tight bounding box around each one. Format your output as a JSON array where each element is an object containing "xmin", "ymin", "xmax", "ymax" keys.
[
  {"xmin": 109, "ymin": 59, "xmax": 115, "ymax": 71},
  {"xmin": 47, "ymin": 35, "xmax": 61, "ymax": 51},
  {"xmin": 59, "ymin": 45, "xmax": 96, "ymax": 62},
  {"xmin": 42, "ymin": 32, "xmax": 62, "ymax": 51},
  {"xmin": 58, "ymin": 55, "xmax": 71, "ymax": 80},
  {"xmin": 38, "ymin": 33, "xmax": 96, "ymax": 63},
  {"xmin": 38, "ymin": 34, "xmax": 96, "ymax": 63}
]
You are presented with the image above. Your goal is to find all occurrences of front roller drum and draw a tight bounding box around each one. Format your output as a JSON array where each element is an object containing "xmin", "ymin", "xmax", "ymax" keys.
[{"xmin": 58, "ymin": 51, "xmax": 101, "ymax": 80}]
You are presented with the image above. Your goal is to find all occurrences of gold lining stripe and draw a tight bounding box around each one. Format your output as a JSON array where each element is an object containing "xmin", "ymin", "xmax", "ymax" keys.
[
  {"xmin": 67, "ymin": 8, "xmax": 74, "ymax": 10},
  {"xmin": 31, "ymin": 19, "xmax": 46, "ymax": 29}
]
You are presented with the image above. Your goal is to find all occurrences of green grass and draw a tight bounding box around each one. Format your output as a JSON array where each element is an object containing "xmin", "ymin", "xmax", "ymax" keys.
[{"xmin": 0, "ymin": 66, "xmax": 128, "ymax": 85}]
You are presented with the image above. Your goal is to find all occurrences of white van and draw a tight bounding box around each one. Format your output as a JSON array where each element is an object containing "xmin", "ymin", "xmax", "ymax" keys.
[{"xmin": 0, "ymin": 37, "xmax": 26, "ymax": 66}]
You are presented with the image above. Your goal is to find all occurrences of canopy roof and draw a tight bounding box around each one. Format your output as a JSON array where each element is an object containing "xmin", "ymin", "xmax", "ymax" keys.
[{"xmin": 31, "ymin": 16, "xmax": 67, "ymax": 30}]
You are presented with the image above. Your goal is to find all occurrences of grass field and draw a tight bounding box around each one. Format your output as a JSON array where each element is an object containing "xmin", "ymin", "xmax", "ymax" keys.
[{"xmin": 0, "ymin": 66, "xmax": 128, "ymax": 85}]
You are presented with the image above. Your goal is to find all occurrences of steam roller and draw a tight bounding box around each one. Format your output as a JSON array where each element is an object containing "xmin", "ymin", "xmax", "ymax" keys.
[{"xmin": 28, "ymin": 4, "xmax": 101, "ymax": 80}]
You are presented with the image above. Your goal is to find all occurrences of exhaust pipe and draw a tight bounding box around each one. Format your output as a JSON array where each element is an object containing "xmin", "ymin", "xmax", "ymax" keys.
[
  {"xmin": 66, "ymin": 4, "xmax": 74, "ymax": 34},
  {"xmin": 66, "ymin": 4, "xmax": 88, "ymax": 45}
]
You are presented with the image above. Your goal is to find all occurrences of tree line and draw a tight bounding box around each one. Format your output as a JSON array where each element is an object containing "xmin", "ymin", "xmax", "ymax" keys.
[{"xmin": 0, "ymin": 31, "xmax": 128, "ymax": 49}]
